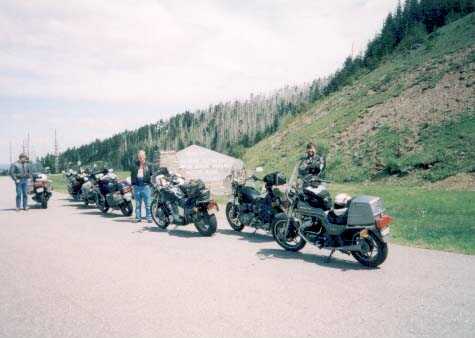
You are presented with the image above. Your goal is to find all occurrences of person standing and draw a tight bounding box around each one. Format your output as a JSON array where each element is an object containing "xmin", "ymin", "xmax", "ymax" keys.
[
  {"xmin": 130, "ymin": 150, "xmax": 154, "ymax": 223},
  {"xmin": 9, "ymin": 153, "xmax": 32, "ymax": 211},
  {"xmin": 298, "ymin": 142, "xmax": 325, "ymax": 184}
]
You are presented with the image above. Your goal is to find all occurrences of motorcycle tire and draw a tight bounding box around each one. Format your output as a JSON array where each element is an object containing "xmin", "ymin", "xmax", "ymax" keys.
[
  {"xmin": 151, "ymin": 200, "xmax": 169, "ymax": 229},
  {"xmin": 272, "ymin": 217, "xmax": 306, "ymax": 252},
  {"xmin": 351, "ymin": 231, "xmax": 388, "ymax": 268},
  {"xmin": 41, "ymin": 194, "xmax": 48, "ymax": 209},
  {"xmin": 120, "ymin": 201, "xmax": 134, "ymax": 216},
  {"xmin": 225, "ymin": 202, "xmax": 245, "ymax": 231},
  {"xmin": 97, "ymin": 196, "xmax": 109, "ymax": 213},
  {"xmin": 195, "ymin": 213, "xmax": 217, "ymax": 236}
]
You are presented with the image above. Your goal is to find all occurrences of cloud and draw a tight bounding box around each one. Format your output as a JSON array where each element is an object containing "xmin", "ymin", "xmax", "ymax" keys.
[{"xmin": 0, "ymin": 0, "xmax": 399, "ymax": 162}]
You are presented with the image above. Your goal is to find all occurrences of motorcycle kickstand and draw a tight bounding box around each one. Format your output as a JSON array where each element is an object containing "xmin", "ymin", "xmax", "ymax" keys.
[{"xmin": 325, "ymin": 249, "xmax": 336, "ymax": 263}]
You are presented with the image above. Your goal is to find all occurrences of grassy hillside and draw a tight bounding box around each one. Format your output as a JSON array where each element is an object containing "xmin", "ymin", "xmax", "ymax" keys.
[{"xmin": 244, "ymin": 14, "xmax": 475, "ymax": 183}]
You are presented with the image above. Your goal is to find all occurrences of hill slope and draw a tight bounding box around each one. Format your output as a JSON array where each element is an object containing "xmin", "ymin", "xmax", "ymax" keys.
[{"xmin": 244, "ymin": 14, "xmax": 475, "ymax": 183}]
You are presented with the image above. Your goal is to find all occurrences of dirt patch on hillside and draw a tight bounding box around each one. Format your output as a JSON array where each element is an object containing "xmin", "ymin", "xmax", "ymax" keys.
[
  {"xmin": 341, "ymin": 47, "xmax": 475, "ymax": 147},
  {"xmin": 428, "ymin": 173, "xmax": 475, "ymax": 191}
]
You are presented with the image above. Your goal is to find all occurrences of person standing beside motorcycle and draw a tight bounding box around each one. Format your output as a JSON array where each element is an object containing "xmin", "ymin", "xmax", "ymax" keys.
[
  {"xmin": 130, "ymin": 150, "xmax": 154, "ymax": 223},
  {"xmin": 298, "ymin": 142, "xmax": 325, "ymax": 184},
  {"xmin": 9, "ymin": 153, "xmax": 32, "ymax": 211}
]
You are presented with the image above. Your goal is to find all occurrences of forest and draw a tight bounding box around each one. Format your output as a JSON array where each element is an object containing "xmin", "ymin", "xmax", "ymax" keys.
[{"xmin": 40, "ymin": 0, "xmax": 475, "ymax": 172}]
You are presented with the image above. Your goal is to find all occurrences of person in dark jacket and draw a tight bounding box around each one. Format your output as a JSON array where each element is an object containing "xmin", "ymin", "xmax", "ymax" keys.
[
  {"xmin": 298, "ymin": 142, "xmax": 325, "ymax": 184},
  {"xmin": 130, "ymin": 150, "xmax": 154, "ymax": 223},
  {"xmin": 9, "ymin": 153, "xmax": 32, "ymax": 211}
]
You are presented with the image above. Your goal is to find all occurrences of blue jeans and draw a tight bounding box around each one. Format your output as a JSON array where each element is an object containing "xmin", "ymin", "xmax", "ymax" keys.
[
  {"xmin": 15, "ymin": 178, "xmax": 28, "ymax": 209},
  {"xmin": 134, "ymin": 184, "xmax": 151, "ymax": 221}
]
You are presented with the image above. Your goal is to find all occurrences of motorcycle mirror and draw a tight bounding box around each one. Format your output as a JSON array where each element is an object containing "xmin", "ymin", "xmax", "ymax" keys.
[{"xmin": 255, "ymin": 167, "xmax": 263, "ymax": 173}]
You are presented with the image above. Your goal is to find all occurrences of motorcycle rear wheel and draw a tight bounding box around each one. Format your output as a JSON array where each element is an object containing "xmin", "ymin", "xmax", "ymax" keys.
[
  {"xmin": 225, "ymin": 202, "xmax": 245, "ymax": 231},
  {"xmin": 351, "ymin": 231, "xmax": 388, "ymax": 268},
  {"xmin": 272, "ymin": 218, "xmax": 306, "ymax": 252},
  {"xmin": 120, "ymin": 201, "xmax": 134, "ymax": 216},
  {"xmin": 195, "ymin": 213, "xmax": 217, "ymax": 236},
  {"xmin": 151, "ymin": 200, "xmax": 169, "ymax": 229}
]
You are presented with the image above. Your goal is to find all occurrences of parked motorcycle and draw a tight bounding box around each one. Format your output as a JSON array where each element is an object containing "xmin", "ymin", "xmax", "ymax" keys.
[
  {"xmin": 64, "ymin": 169, "xmax": 88, "ymax": 201},
  {"xmin": 150, "ymin": 173, "xmax": 219, "ymax": 236},
  {"xmin": 97, "ymin": 169, "xmax": 134, "ymax": 216},
  {"xmin": 29, "ymin": 173, "xmax": 53, "ymax": 209},
  {"xmin": 81, "ymin": 171, "xmax": 103, "ymax": 206},
  {"xmin": 271, "ymin": 163, "xmax": 392, "ymax": 268},
  {"xmin": 225, "ymin": 167, "xmax": 287, "ymax": 233}
]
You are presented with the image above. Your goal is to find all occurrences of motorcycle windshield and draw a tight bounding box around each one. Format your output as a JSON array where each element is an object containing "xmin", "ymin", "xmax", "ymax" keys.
[{"xmin": 286, "ymin": 162, "xmax": 300, "ymax": 196}]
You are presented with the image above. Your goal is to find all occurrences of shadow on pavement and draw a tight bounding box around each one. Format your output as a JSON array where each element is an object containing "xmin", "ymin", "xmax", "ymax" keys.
[
  {"xmin": 136, "ymin": 225, "xmax": 205, "ymax": 238},
  {"xmin": 256, "ymin": 248, "xmax": 370, "ymax": 271},
  {"xmin": 217, "ymin": 228, "xmax": 274, "ymax": 243},
  {"xmin": 79, "ymin": 210, "xmax": 124, "ymax": 219},
  {"xmin": 64, "ymin": 203, "xmax": 94, "ymax": 209},
  {"xmin": 0, "ymin": 208, "xmax": 19, "ymax": 212}
]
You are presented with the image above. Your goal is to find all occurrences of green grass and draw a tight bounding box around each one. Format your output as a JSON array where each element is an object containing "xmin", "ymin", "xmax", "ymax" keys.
[
  {"xmin": 328, "ymin": 183, "xmax": 475, "ymax": 255},
  {"xmin": 49, "ymin": 171, "xmax": 130, "ymax": 194}
]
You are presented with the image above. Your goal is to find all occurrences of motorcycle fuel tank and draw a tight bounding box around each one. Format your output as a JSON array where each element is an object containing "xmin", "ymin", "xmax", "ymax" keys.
[{"xmin": 238, "ymin": 186, "xmax": 260, "ymax": 203}]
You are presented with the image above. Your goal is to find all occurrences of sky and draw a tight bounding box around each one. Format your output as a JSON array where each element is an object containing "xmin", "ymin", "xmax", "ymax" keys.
[{"xmin": 0, "ymin": 0, "xmax": 400, "ymax": 164}]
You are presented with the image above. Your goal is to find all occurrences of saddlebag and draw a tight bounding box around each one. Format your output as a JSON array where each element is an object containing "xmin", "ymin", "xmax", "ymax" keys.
[{"xmin": 347, "ymin": 196, "xmax": 383, "ymax": 225}]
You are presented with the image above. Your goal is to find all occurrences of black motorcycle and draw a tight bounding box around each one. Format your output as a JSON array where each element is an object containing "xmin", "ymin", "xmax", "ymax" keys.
[
  {"xmin": 151, "ymin": 174, "xmax": 218, "ymax": 236},
  {"xmin": 81, "ymin": 171, "xmax": 102, "ymax": 206},
  {"xmin": 225, "ymin": 168, "xmax": 287, "ymax": 233},
  {"xmin": 30, "ymin": 173, "xmax": 53, "ymax": 209},
  {"xmin": 271, "ymin": 164, "xmax": 392, "ymax": 268},
  {"xmin": 64, "ymin": 170, "xmax": 87, "ymax": 201},
  {"xmin": 97, "ymin": 170, "xmax": 134, "ymax": 216}
]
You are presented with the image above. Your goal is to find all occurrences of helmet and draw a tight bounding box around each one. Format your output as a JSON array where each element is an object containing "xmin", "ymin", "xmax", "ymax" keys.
[{"xmin": 334, "ymin": 193, "xmax": 352, "ymax": 208}]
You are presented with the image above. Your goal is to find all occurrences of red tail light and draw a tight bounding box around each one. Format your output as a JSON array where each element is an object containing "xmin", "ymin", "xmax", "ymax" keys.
[{"xmin": 376, "ymin": 214, "xmax": 393, "ymax": 230}]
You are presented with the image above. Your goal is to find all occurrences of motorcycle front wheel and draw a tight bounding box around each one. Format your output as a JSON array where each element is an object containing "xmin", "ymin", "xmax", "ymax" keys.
[
  {"xmin": 351, "ymin": 231, "xmax": 388, "ymax": 268},
  {"xmin": 97, "ymin": 195, "xmax": 109, "ymax": 213},
  {"xmin": 195, "ymin": 213, "xmax": 217, "ymax": 236},
  {"xmin": 120, "ymin": 200, "xmax": 134, "ymax": 216},
  {"xmin": 272, "ymin": 217, "xmax": 306, "ymax": 252},
  {"xmin": 151, "ymin": 200, "xmax": 169, "ymax": 229},
  {"xmin": 41, "ymin": 193, "xmax": 48, "ymax": 209},
  {"xmin": 225, "ymin": 202, "xmax": 244, "ymax": 231}
]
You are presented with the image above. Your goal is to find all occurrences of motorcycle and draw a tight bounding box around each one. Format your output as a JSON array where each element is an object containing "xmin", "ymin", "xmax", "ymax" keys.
[
  {"xmin": 97, "ymin": 169, "xmax": 134, "ymax": 216},
  {"xmin": 29, "ymin": 173, "xmax": 53, "ymax": 209},
  {"xmin": 271, "ymin": 163, "xmax": 392, "ymax": 268},
  {"xmin": 81, "ymin": 171, "xmax": 103, "ymax": 206},
  {"xmin": 225, "ymin": 167, "xmax": 287, "ymax": 233},
  {"xmin": 150, "ymin": 173, "xmax": 219, "ymax": 236},
  {"xmin": 64, "ymin": 169, "xmax": 88, "ymax": 201}
]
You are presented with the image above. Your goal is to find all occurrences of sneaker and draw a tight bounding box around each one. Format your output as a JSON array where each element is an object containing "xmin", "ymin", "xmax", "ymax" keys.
[
  {"xmin": 16, "ymin": 208, "xmax": 20, "ymax": 212},
  {"xmin": 23, "ymin": 207, "xmax": 28, "ymax": 211},
  {"xmin": 134, "ymin": 219, "xmax": 142, "ymax": 223},
  {"xmin": 147, "ymin": 219, "xmax": 153, "ymax": 224}
]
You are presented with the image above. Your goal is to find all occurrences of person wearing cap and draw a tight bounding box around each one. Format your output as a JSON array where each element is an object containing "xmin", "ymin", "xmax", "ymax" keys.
[{"xmin": 9, "ymin": 153, "xmax": 32, "ymax": 211}]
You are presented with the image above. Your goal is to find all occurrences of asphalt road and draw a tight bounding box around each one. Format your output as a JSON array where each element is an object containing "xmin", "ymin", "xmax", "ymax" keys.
[{"xmin": 0, "ymin": 177, "xmax": 473, "ymax": 338}]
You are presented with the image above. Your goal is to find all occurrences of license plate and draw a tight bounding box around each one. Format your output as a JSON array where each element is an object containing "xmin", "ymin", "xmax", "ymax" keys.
[
  {"xmin": 380, "ymin": 227, "xmax": 390, "ymax": 237},
  {"xmin": 36, "ymin": 188, "xmax": 44, "ymax": 193}
]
